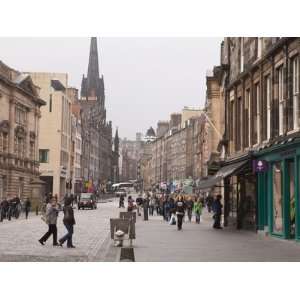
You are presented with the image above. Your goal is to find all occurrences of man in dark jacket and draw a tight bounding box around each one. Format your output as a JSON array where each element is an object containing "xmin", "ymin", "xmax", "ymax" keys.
[
  {"xmin": 213, "ymin": 194, "xmax": 223, "ymax": 229},
  {"xmin": 175, "ymin": 198, "xmax": 185, "ymax": 230},
  {"xmin": 143, "ymin": 196, "xmax": 149, "ymax": 221},
  {"xmin": 24, "ymin": 198, "xmax": 31, "ymax": 219},
  {"xmin": 205, "ymin": 194, "xmax": 214, "ymax": 213},
  {"xmin": 58, "ymin": 198, "xmax": 76, "ymax": 248}
]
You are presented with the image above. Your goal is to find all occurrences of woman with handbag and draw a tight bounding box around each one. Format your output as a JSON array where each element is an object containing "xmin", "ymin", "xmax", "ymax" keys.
[{"xmin": 39, "ymin": 197, "xmax": 60, "ymax": 246}]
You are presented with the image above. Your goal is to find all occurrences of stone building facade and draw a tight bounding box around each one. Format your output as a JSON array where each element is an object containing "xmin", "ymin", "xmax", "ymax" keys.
[
  {"xmin": 67, "ymin": 88, "xmax": 83, "ymax": 194},
  {"xmin": 0, "ymin": 61, "xmax": 45, "ymax": 200},
  {"xmin": 141, "ymin": 108, "xmax": 203, "ymax": 191},
  {"xmin": 120, "ymin": 135, "xmax": 142, "ymax": 182},
  {"xmin": 222, "ymin": 37, "xmax": 300, "ymax": 236},
  {"xmin": 29, "ymin": 72, "xmax": 72, "ymax": 199},
  {"xmin": 199, "ymin": 37, "xmax": 300, "ymax": 236},
  {"xmin": 111, "ymin": 129, "xmax": 120, "ymax": 184}
]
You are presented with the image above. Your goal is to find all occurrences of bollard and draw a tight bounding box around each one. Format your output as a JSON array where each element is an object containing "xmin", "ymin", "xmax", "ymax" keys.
[{"xmin": 35, "ymin": 206, "xmax": 39, "ymax": 215}]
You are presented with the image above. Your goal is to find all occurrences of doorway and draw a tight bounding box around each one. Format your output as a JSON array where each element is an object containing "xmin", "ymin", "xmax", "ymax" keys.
[{"xmin": 286, "ymin": 159, "xmax": 295, "ymax": 239}]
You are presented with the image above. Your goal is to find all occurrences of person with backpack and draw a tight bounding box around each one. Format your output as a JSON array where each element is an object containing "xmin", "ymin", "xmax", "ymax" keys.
[
  {"xmin": 58, "ymin": 198, "xmax": 76, "ymax": 248},
  {"xmin": 193, "ymin": 198, "xmax": 203, "ymax": 224}
]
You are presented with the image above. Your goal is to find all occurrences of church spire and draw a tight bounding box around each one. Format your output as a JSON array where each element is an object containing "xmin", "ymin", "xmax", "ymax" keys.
[
  {"xmin": 87, "ymin": 37, "xmax": 100, "ymax": 93},
  {"xmin": 114, "ymin": 128, "xmax": 119, "ymax": 153}
]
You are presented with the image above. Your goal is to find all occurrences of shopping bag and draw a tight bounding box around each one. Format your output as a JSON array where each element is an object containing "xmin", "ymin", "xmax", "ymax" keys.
[{"xmin": 169, "ymin": 214, "xmax": 176, "ymax": 225}]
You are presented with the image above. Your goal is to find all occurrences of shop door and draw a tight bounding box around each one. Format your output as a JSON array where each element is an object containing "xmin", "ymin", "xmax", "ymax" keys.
[
  {"xmin": 286, "ymin": 159, "xmax": 295, "ymax": 239},
  {"xmin": 271, "ymin": 162, "xmax": 284, "ymax": 236}
]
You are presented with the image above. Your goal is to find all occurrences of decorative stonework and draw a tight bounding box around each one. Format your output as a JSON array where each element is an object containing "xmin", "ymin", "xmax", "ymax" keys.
[
  {"xmin": 29, "ymin": 131, "xmax": 36, "ymax": 140},
  {"xmin": 0, "ymin": 120, "xmax": 9, "ymax": 133},
  {"xmin": 15, "ymin": 125, "xmax": 26, "ymax": 138}
]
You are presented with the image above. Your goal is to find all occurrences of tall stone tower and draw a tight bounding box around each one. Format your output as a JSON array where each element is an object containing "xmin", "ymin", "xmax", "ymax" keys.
[{"xmin": 79, "ymin": 37, "xmax": 113, "ymax": 189}]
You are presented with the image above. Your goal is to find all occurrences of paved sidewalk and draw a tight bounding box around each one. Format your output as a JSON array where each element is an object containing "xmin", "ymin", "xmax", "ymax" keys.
[{"xmin": 133, "ymin": 211, "xmax": 300, "ymax": 262}]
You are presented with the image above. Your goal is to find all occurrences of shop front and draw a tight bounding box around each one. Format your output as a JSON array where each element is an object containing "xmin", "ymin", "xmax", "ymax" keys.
[
  {"xmin": 223, "ymin": 171, "xmax": 256, "ymax": 230},
  {"xmin": 256, "ymin": 138, "xmax": 300, "ymax": 240},
  {"xmin": 198, "ymin": 156, "xmax": 256, "ymax": 231}
]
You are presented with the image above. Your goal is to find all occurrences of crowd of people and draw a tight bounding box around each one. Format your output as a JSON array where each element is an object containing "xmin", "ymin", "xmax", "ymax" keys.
[
  {"xmin": 0, "ymin": 196, "xmax": 31, "ymax": 222},
  {"xmin": 119, "ymin": 191, "xmax": 223, "ymax": 231}
]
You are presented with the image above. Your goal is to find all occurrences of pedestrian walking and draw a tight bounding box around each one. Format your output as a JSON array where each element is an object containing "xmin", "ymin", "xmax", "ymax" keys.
[
  {"xmin": 206, "ymin": 193, "xmax": 214, "ymax": 213},
  {"xmin": 119, "ymin": 195, "xmax": 125, "ymax": 208},
  {"xmin": 154, "ymin": 197, "xmax": 160, "ymax": 215},
  {"xmin": 175, "ymin": 197, "xmax": 185, "ymax": 231},
  {"xmin": 0, "ymin": 198, "xmax": 8, "ymax": 221},
  {"xmin": 127, "ymin": 196, "xmax": 134, "ymax": 212},
  {"xmin": 136, "ymin": 194, "xmax": 143, "ymax": 216},
  {"xmin": 143, "ymin": 196, "xmax": 149, "ymax": 221},
  {"xmin": 186, "ymin": 196, "xmax": 194, "ymax": 222},
  {"xmin": 163, "ymin": 198, "xmax": 171, "ymax": 221},
  {"xmin": 70, "ymin": 194, "xmax": 75, "ymax": 207},
  {"xmin": 38, "ymin": 198, "xmax": 60, "ymax": 246},
  {"xmin": 24, "ymin": 198, "xmax": 31, "ymax": 219},
  {"xmin": 58, "ymin": 198, "xmax": 76, "ymax": 248},
  {"xmin": 213, "ymin": 194, "xmax": 223, "ymax": 229},
  {"xmin": 193, "ymin": 198, "xmax": 202, "ymax": 224},
  {"xmin": 149, "ymin": 196, "xmax": 155, "ymax": 216},
  {"xmin": 159, "ymin": 196, "xmax": 164, "ymax": 217}
]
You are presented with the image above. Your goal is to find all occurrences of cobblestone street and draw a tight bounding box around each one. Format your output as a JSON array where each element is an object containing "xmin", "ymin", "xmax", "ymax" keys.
[{"xmin": 0, "ymin": 198, "xmax": 118, "ymax": 262}]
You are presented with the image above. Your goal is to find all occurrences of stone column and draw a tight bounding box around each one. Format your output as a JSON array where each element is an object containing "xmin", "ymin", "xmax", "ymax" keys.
[{"xmin": 8, "ymin": 97, "xmax": 15, "ymax": 161}]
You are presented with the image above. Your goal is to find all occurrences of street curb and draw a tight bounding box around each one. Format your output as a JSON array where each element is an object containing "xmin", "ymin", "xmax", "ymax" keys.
[{"xmin": 93, "ymin": 232, "xmax": 120, "ymax": 262}]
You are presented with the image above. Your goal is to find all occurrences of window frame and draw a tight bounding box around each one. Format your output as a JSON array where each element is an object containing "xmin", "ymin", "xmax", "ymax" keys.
[
  {"xmin": 39, "ymin": 149, "xmax": 49, "ymax": 163},
  {"xmin": 292, "ymin": 56, "xmax": 299, "ymax": 130},
  {"xmin": 278, "ymin": 65, "xmax": 284, "ymax": 135}
]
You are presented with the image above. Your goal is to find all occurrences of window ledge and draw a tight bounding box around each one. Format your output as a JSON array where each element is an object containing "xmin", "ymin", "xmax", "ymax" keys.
[{"xmin": 287, "ymin": 129, "xmax": 299, "ymax": 135}]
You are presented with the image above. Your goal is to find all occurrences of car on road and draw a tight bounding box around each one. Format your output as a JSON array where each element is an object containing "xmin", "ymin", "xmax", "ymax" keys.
[
  {"xmin": 78, "ymin": 193, "xmax": 97, "ymax": 210},
  {"xmin": 115, "ymin": 188, "xmax": 127, "ymax": 198}
]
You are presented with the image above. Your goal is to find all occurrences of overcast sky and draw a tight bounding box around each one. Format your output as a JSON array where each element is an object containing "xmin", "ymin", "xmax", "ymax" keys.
[{"xmin": 0, "ymin": 37, "xmax": 222, "ymax": 140}]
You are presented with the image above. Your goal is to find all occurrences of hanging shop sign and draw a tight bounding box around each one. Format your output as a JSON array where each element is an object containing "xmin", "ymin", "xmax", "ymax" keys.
[{"xmin": 252, "ymin": 159, "xmax": 268, "ymax": 173}]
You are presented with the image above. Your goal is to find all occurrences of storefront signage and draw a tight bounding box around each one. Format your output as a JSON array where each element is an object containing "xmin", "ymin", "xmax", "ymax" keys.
[
  {"xmin": 252, "ymin": 160, "xmax": 268, "ymax": 173},
  {"xmin": 280, "ymin": 149, "xmax": 296, "ymax": 158}
]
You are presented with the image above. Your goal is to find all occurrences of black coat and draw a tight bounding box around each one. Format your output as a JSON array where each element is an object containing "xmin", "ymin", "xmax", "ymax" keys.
[
  {"xmin": 213, "ymin": 200, "xmax": 222, "ymax": 215},
  {"xmin": 63, "ymin": 205, "xmax": 75, "ymax": 225}
]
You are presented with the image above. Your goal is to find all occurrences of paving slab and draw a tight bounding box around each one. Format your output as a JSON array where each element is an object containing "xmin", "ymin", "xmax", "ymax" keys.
[{"xmin": 133, "ymin": 211, "xmax": 300, "ymax": 262}]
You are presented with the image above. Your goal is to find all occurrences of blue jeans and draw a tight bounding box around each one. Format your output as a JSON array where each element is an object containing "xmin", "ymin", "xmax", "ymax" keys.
[{"xmin": 59, "ymin": 224, "xmax": 74, "ymax": 247}]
